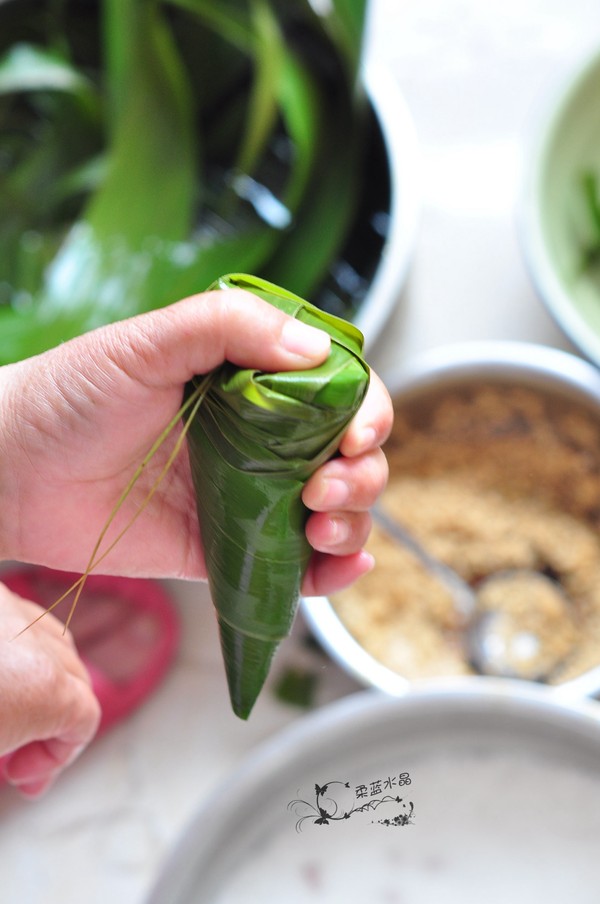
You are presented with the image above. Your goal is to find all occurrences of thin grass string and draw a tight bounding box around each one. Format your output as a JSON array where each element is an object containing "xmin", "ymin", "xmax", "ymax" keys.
[{"xmin": 13, "ymin": 373, "xmax": 213, "ymax": 638}]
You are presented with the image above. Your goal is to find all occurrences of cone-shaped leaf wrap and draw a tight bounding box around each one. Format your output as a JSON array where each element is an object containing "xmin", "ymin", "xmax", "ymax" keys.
[{"xmin": 185, "ymin": 274, "xmax": 370, "ymax": 718}]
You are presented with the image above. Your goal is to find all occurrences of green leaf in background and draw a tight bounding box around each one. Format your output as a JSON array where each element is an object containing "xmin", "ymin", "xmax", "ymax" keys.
[
  {"xmin": 185, "ymin": 273, "xmax": 370, "ymax": 719},
  {"xmin": 0, "ymin": 37, "xmax": 103, "ymax": 308},
  {"xmin": 0, "ymin": 0, "xmax": 373, "ymax": 364},
  {"xmin": 0, "ymin": 0, "xmax": 198, "ymax": 353},
  {"xmin": 96, "ymin": 0, "xmax": 196, "ymax": 241},
  {"xmin": 229, "ymin": 0, "xmax": 283, "ymax": 186},
  {"xmin": 324, "ymin": 0, "xmax": 369, "ymax": 84},
  {"xmin": 274, "ymin": 665, "xmax": 318, "ymax": 708},
  {"xmin": 261, "ymin": 65, "xmax": 364, "ymax": 298},
  {"xmin": 577, "ymin": 170, "xmax": 600, "ymax": 272}
]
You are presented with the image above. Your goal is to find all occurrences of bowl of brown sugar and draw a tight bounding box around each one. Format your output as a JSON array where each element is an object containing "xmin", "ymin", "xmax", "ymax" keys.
[{"xmin": 302, "ymin": 341, "xmax": 600, "ymax": 699}]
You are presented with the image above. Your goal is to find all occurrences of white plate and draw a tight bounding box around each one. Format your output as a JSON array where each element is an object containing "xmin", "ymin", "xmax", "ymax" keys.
[{"xmin": 147, "ymin": 680, "xmax": 600, "ymax": 903}]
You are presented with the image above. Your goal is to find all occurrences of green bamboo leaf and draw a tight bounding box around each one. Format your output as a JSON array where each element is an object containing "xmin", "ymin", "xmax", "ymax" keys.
[
  {"xmin": 229, "ymin": 0, "xmax": 283, "ymax": 186},
  {"xmin": 166, "ymin": 0, "xmax": 320, "ymax": 216},
  {"xmin": 185, "ymin": 273, "xmax": 369, "ymax": 718},
  {"xmin": 0, "ymin": 97, "xmax": 103, "ymax": 304},
  {"xmin": 275, "ymin": 49, "xmax": 321, "ymax": 212},
  {"xmin": 153, "ymin": 51, "xmax": 322, "ymax": 302},
  {"xmin": 88, "ymin": 0, "xmax": 195, "ymax": 246},
  {"xmin": 0, "ymin": 226, "xmax": 264, "ymax": 363},
  {"xmin": 261, "ymin": 83, "xmax": 364, "ymax": 298},
  {"xmin": 49, "ymin": 153, "xmax": 107, "ymax": 205},
  {"xmin": 274, "ymin": 665, "xmax": 318, "ymax": 708},
  {"xmin": 0, "ymin": 0, "xmax": 370, "ymax": 363},
  {"xmin": 0, "ymin": 0, "xmax": 288, "ymax": 356},
  {"xmin": 8, "ymin": 0, "xmax": 199, "ymax": 334},
  {"xmin": 167, "ymin": 0, "xmax": 306, "ymax": 219},
  {"xmin": 165, "ymin": 0, "xmax": 252, "ymax": 50},
  {"xmin": 262, "ymin": 0, "xmax": 366, "ymax": 84},
  {"xmin": 309, "ymin": 0, "xmax": 368, "ymax": 83},
  {"xmin": 0, "ymin": 41, "xmax": 103, "ymax": 237},
  {"xmin": 164, "ymin": 42, "xmax": 322, "ymax": 299},
  {"xmin": 580, "ymin": 171, "xmax": 600, "ymax": 238}
]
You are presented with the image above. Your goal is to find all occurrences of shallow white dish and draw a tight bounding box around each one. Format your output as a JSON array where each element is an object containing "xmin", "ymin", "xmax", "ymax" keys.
[{"xmin": 146, "ymin": 680, "xmax": 600, "ymax": 903}]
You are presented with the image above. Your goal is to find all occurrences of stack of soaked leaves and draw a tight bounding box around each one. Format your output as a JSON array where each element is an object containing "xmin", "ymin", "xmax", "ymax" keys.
[
  {"xmin": 0, "ymin": 0, "xmax": 369, "ymax": 364},
  {"xmin": 187, "ymin": 274, "xmax": 370, "ymax": 718}
]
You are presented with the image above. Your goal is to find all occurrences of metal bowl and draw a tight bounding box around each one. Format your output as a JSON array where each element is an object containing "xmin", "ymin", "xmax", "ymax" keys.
[
  {"xmin": 146, "ymin": 680, "xmax": 600, "ymax": 903},
  {"xmin": 302, "ymin": 340, "xmax": 600, "ymax": 699}
]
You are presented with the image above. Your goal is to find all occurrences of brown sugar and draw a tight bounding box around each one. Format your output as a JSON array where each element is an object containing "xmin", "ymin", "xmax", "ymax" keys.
[{"xmin": 331, "ymin": 384, "xmax": 600, "ymax": 684}]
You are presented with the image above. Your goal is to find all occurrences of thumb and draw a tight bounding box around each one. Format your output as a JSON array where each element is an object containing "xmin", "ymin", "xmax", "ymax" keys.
[{"xmin": 87, "ymin": 288, "xmax": 332, "ymax": 388}]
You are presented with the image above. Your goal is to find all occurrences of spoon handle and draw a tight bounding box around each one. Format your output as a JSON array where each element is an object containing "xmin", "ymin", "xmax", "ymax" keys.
[{"xmin": 372, "ymin": 506, "xmax": 476, "ymax": 620}]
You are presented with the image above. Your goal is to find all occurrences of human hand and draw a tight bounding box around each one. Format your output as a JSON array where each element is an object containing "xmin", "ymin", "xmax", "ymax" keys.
[
  {"xmin": 0, "ymin": 582, "xmax": 101, "ymax": 797},
  {"xmin": 0, "ymin": 290, "xmax": 392, "ymax": 594}
]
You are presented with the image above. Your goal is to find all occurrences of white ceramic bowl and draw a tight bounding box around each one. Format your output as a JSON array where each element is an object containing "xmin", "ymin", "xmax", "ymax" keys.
[
  {"xmin": 146, "ymin": 680, "xmax": 600, "ymax": 903},
  {"xmin": 302, "ymin": 340, "xmax": 600, "ymax": 700},
  {"xmin": 355, "ymin": 66, "xmax": 421, "ymax": 351},
  {"xmin": 520, "ymin": 44, "xmax": 600, "ymax": 365}
]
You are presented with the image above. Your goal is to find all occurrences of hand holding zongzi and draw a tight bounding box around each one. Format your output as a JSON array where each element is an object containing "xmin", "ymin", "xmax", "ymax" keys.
[
  {"xmin": 0, "ymin": 283, "xmax": 392, "ymax": 785},
  {"xmin": 0, "ymin": 287, "xmax": 392, "ymax": 593}
]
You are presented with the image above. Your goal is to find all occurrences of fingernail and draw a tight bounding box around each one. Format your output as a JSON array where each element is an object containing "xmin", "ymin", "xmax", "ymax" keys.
[
  {"xmin": 281, "ymin": 319, "xmax": 330, "ymax": 360},
  {"xmin": 359, "ymin": 550, "xmax": 376, "ymax": 572}
]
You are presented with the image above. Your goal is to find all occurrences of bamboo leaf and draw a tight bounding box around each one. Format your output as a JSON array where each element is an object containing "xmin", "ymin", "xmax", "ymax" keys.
[
  {"xmin": 261, "ymin": 81, "xmax": 364, "ymax": 298},
  {"xmin": 310, "ymin": 0, "xmax": 368, "ymax": 83},
  {"xmin": 185, "ymin": 273, "xmax": 369, "ymax": 718},
  {"xmin": 165, "ymin": 0, "xmax": 252, "ymax": 50},
  {"xmin": 88, "ymin": 0, "xmax": 196, "ymax": 245},
  {"xmin": 274, "ymin": 665, "xmax": 318, "ymax": 708},
  {"xmin": 276, "ymin": 50, "xmax": 321, "ymax": 212},
  {"xmin": 3, "ymin": 0, "xmax": 200, "ymax": 337},
  {"xmin": 0, "ymin": 1, "xmax": 371, "ymax": 362},
  {"xmin": 261, "ymin": 0, "xmax": 366, "ymax": 84},
  {"xmin": 230, "ymin": 0, "xmax": 283, "ymax": 185}
]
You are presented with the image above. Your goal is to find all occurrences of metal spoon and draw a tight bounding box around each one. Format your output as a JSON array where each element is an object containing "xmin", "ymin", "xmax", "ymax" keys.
[{"xmin": 372, "ymin": 506, "xmax": 573, "ymax": 682}]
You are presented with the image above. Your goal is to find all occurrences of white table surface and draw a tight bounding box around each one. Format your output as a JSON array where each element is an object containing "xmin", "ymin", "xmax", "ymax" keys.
[{"xmin": 4, "ymin": 1, "xmax": 600, "ymax": 901}]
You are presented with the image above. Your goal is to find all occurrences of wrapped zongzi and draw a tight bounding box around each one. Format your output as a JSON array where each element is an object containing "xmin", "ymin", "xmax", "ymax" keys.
[{"xmin": 186, "ymin": 274, "xmax": 370, "ymax": 718}]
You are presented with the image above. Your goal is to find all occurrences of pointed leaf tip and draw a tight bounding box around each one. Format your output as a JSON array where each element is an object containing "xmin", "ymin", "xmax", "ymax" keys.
[{"xmin": 218, "ymin": 618, "xmax": 280, "ymax": 720}]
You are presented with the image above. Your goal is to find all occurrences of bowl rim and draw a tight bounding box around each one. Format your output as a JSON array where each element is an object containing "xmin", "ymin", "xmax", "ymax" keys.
[
  {"xmin": 146, "ymin": 679, "xmax": 600, "ymax": 903},
  {"xmin": 519, "ymin": 43, "xmax": 600, "ymax": 365},
  {"xmin": 302, "ymin": 339, "xmax": 600, "ymax": 704},
  {"xmin": 354, "ymin": 64, "xmax": 421, "ymax": 352}
]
